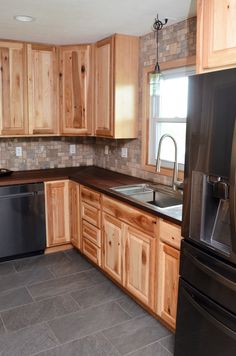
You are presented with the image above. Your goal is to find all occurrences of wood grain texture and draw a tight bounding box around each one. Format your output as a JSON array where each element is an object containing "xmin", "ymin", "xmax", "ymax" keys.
[
  {"xmin": 0, "ymin": 41, "xmax": 28, "ymax": 135},
  {"xmin": 82, "ymin": 238, "xmax": 101, "ymax": 266},
  {"xmin": 102, "ymin": 195, "xmax": 158, "ymax": 236},
  {"xmin": 197, "ymin": 0, "xmax": 236, "ymax": 73},
  {"xmin": 159, "ymin": 219, "xmax": 182, "ymax": 250},
  {"xmin": 27, "ymin": 44, "xmax": 59, "ymax": 134},
  {"xmin": 102, "ymin": 213, "xmax": 123, "ymax": 283},
  {"xmin": 81, "ymin": 202, "xmax": 101, "ymax": 228},
  {"xmin": 82, "ymin": 220, "xmax": 101, "ymax": 247},
  {"xmin": 45, "ymin": 180, "xmax": 70, "ymax": 247},
  {"xmin": 157, "ymin": 242, "xmax": 180, "ymax": 330},
  {"xmin": 124, "ymin": 225, "xmax": 156, "ymax": 308},
  {"xmin": 80, "ymin": 185, "xmax": 101, "ymax": 208},
  {"xmin": 69, "ymin": 181, "xmax": 81, "ymax": 249},
  {"xmin": 59, "ymin": 45, "xmax": 93, "ymax": 135}
]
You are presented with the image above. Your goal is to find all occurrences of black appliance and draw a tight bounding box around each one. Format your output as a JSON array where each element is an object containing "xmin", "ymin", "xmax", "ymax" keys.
[
  {"xmin": 175, "ymin": 68, "xmax": 236, "ymax": 355},
  {"xmin": 0, "ymin": 183, "xmax": 46, "ymax": 261}
]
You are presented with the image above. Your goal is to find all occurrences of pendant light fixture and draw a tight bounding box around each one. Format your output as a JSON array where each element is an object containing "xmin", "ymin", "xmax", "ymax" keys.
[{"xmin": 149, "ymin": 14, "xmax": 168, "ymax": 88}]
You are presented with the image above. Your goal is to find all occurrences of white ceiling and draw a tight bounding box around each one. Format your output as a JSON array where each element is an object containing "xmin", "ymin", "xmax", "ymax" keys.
[{"xmin": 0, "ymin": 0, "xmax": 196, "ymax": 45}]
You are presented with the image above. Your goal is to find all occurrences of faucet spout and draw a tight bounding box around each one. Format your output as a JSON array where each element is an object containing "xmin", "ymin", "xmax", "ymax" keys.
[{"xmin": 156, "ymin": 134, "xmax": 178, "ymax": 190}]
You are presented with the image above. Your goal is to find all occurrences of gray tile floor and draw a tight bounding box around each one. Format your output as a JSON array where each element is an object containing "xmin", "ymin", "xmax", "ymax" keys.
[{"xmin": 0, "ymin": 249, "xmax": 174, "ymax": 356}]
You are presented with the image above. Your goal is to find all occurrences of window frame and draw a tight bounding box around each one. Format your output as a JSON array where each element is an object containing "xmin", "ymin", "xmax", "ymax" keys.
[{"xmin": 142, "ymin": 56, "xmax": 196, "ymax": 179}]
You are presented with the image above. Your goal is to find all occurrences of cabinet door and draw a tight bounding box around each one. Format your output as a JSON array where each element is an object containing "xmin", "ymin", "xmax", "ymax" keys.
[
  {"xmin": 27, "ymin": 44, "xmax": 58, "ymax": 134},
  {"xmin": 45, "ymin": 180, "xmax": 70, "ymax": 247},
  {"xmin": 157, "ymin": 242, "xmax": 180, "ymax": 329},
  {"xmin": 95, "ymin": 37, "xmax": 114, "ymax": 137},
  {"xmin": 197, "ymin": 0, "xmax": 236, "ymax": 72},
  {"xmin": 59, "ymin": 45, "xmax": 93, "ymax": 135},
  {"xmin": 0, "ymin": 41, "xmax": 27, "ymax": 135},
  {"xmin": 102, "ymin": 213, "xmax": 123, "ymax": 283},
  {"xmin": 124, "ymin": 226, "xmax": 155, "ymax": 307},
  {"xmin": 69, "ymin": 181, "xmax": 80, "ymax": 249}
]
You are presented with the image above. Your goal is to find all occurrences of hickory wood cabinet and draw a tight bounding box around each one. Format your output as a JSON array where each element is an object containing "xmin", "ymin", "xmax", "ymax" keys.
[
  {"xmin": 69, "ymin": 181, "xmax": 81, "ymax": 249},
  {"xmin": 45, "ymin": 180, "xmax": 70, "ymax": 247},
  {"xmin": 0, "ymin": 41, "xmax": 28, "ymax": 135},
  {"xmin": 157, "ymin": 219, "xmax": 182, "ymax": 329},
  {"xmin": 102, "ymin": 195, "xmax": 157, "ymax": 309},
  {"xmin": 27, "ymin": 44, "xmax": 59, "ymax": 134},
  {"xmin": 197, "ymin": 0, "xmax": 236, "ymax": 73},
  {"xmin": 95, "ymin": 34, "xmax": 139, "ymax": 138},
  {"xmin": 59, "ymin": 45, "xmax": 93, "ymax": 135}
]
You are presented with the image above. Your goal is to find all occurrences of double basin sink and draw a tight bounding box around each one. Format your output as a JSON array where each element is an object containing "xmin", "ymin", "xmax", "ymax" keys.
[{"xmin": 110, "ymin": 183, "xmax": 183, "ymax": 210}]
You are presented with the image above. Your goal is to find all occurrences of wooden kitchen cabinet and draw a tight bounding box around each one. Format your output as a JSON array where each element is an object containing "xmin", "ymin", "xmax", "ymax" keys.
[
  {"xmin": 102, "ymin": 213, "xmax": 123, "ymax": 283},
  {"xmin": 157, "ymin": 242, "xmax": 180, "ymax": 329},
  {"xmin": 59, "ymin": 45, "xmax": 93, "ymax": 135},
  {"xmin": 45, "ymin": 180, "xmax": 70, "ymax": 247},
  {"xmin": 27, "ymin": 44, "xmax": 59, "ymax": 134},
  {"xmin": 0, "ymin": 41, "xmax": 28, "ymax": 135},
  {"xmin": 69, "ymin": 181, "xmax": 80, "ymax": 249},
  {"xmin": 124, "ymin": 225, "xmax": 156, "ymax": 308},
  {"xmin": 95, "ymin": 34, "xmax": 139, "ymax": 138},
  {"xmin": 197, "ymin": 0, "xmax": 236, "ymax": 73}
]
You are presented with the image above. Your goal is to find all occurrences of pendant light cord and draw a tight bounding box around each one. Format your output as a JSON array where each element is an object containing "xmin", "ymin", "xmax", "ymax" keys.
[{"xmin": 152, "ymin": 14, "xmax": 168, "ymax": 73}]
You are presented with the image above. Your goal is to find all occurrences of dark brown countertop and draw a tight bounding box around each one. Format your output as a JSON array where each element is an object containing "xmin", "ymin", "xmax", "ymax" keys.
[{"xmin": 0, "ymin": 166, "xmax": 182, "ymax": 225}]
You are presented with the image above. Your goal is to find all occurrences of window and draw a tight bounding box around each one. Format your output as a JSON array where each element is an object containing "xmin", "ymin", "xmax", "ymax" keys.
[{"xmin": 144, "ymin": 64, "xmax": 195, "ymax": 173}]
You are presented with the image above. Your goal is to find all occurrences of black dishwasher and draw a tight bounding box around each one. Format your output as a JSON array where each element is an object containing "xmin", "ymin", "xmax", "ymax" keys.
[{"xmin": 0, "ymin": 183, "xmax": 46, "ymax": 261}]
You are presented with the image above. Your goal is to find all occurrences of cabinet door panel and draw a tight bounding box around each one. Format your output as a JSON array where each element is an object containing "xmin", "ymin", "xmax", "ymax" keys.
[
  {"xmin": 45, "ymin": 180, "xmax": 70, "ymax": 247},
  {"xmin": 157, "ymin": 242, "xmax": 180, "ymax": 329},
  {"xmin": 60, "ymin": 45, "xmax": 93, "ymax": 134},
  {"xmin": 28, "ymin": 45, "xmax": 58, "ymax": 134},
  {"xmin": 0, "ymin": 42, "xmax": 27, "ymax": 135},
  {"xmin": 102, "ymin": 213, "xmax": 122, "ymax": 283},
  {"xmin": 124, "ymin": 226, "xmax": 155, "ymax": 307},
  {"xmin": 95, "ymin": 38, "xmax": 113, "ymax": 137},
  {"xmin": 198, "ymin": 0, "xmax": 236, "ymax": 72}
]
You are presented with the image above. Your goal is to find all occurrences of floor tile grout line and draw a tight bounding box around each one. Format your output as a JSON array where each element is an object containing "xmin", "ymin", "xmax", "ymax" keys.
[
  {"xmin": 123, "ymin": 339, "xmax": 172, "ymax": 356},
  {"xmin": 114, "ymin": 299, "xmax": 138, "ymax": 319},
  {"xmin": 0, "ymin": 314, "xmax": 8, "ymax": 334},
  {"xmin": 101, "ymin": 330, "xmax": 123, "ymax": 355}
]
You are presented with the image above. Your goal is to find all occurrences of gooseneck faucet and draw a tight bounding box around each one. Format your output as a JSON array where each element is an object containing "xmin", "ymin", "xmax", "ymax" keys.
[{"xmin": 156, "ymin": 134, "xmax": 178, "ymax": 190}]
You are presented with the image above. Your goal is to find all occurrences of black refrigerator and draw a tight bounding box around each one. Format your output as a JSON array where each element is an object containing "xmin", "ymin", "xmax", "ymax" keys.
[{"xmin": 174, "ymin": 68, "xmax": 236, "ymax": 356}]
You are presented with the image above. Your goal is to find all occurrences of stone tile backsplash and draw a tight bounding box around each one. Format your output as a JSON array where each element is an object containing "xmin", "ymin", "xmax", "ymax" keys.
[{"xmin": 0, "ymin": 17, "xmax": 196, "ymax": 183}]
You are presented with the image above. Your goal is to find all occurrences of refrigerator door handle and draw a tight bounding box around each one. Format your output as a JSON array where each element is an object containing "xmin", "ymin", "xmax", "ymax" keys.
[
  {"xmin": 183, "ymin": 249, "xmax": 236, "ymax": 291},
  {"xmin": 183, "ymin": 287, "xmax": 236, "ymax": 340},
  {"xmin": 229, "ymin": 118, "xmax": 236, "ymax": 253}
]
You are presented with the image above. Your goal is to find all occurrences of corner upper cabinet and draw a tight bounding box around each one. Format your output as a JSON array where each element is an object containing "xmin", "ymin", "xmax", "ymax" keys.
[
  {"xmin": 59, "ymin": 45, "xmax": 93, "ymax": 135},
  {"xmin": 0, "ymin": 41, "xmax": 28, "ymax": 135},
  {"xmin": 95, "ymin": 35, "xmax": 139, "ymax": 138},
  {"xmin": 27, "ymin": 44, "xmax": 59, "ymax": 134},
  {"xmin": 197, "ymin": 0, "xmax": 236, "ymax": 73}
]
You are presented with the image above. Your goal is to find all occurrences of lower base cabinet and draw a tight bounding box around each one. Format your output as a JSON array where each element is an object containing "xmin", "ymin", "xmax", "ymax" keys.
[
  {"xmin": 102, "ymin": 213, "xmax": 123, "ymax": 283},
  {"xmin": 69, "ymin": 181, "xmax": 80, "ymax": 249},
  {"xmin": 124, "ymin": 226, "xmax": 156, "ymax": 308},
  {"xmin": 82, "ymin": 238, "xmax": 101, "ymax": 266},
  {"xmin": 45, "ymin": 180, "xmax": 70, "ymax": 247},
  {"xmin": 157, "ymin": 242, "xmax": 180, "ymax": 329}
]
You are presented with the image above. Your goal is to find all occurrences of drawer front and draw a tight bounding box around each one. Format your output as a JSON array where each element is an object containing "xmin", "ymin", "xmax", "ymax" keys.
[
  {"xmin": 82, "ymin": 220, "xmax": 101, "ymax": 247},
  {"xmin": 159, "ymin": 219, "xmax": 182, "ymax": 249},
  {"xmin": 82, "ymin": 238, "xmax": 101, "ymax": 266},
  {"xmin": 103, "ymin": 195, "xmax": 157, "ymax": 236},
  {"xmin": 81, "ymin": 202, "xmax": 101, "ymax": 228},
  {"xmin": 81, "ymin": 186, "xmax": 101, "ymax": 208}
]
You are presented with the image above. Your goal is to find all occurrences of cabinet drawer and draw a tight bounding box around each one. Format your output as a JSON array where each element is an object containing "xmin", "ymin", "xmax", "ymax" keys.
[
  {"xmin": 81, "ymin": 186, "xmax": 101, "ymax": 208},
  {"xmin": 81, "ymin": 202, "xmax": 101, "ymax": 228},
  {"xmin": 82, "ymin": 220, "xmax": 101, "ymax": 247},
  {"xmin": 82, "ymin": 238, "xmax": 101, "ymax": 266},
  {"xmin": 159, "ymin": 219, "xmax": 182, "ymax": 249},
  {"xmin": 103, "ymin": 195, "xmax": 157, "ymax": 236}
]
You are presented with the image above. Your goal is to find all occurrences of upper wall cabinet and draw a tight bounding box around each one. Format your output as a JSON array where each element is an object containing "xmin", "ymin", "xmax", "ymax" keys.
[
  {"xmin": 0, "ymin": 41, "xmax": 28, "ymax": 135},
  {"xmin": 197, "ymin": 0, "xmax": 236, "ymax": 73},
  {"xmin": 59, "ymin": 45, "xmax": 93, "ymax": 135},
  {"xmin": 95, "ymin": 35, "xmax": 139, "ymax": 138},
  {"xmin": 27, "ymin": 44, "xmax": 59, "ymax": 134}
]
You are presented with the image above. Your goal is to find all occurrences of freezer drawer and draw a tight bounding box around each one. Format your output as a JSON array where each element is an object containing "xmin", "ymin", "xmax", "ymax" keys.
[
  {"xmin": 175, "ymin": 279, "xmax": 236, "ymax": 356},
  {"xmin": 180, "ymin": 240, "xmax": 236, "ymax": 314}
]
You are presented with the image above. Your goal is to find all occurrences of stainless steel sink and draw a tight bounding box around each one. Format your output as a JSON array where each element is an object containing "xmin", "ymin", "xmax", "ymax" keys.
[{"xmin": 110, "ymin": 183, "xmax": 182, "ymax": 209}]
